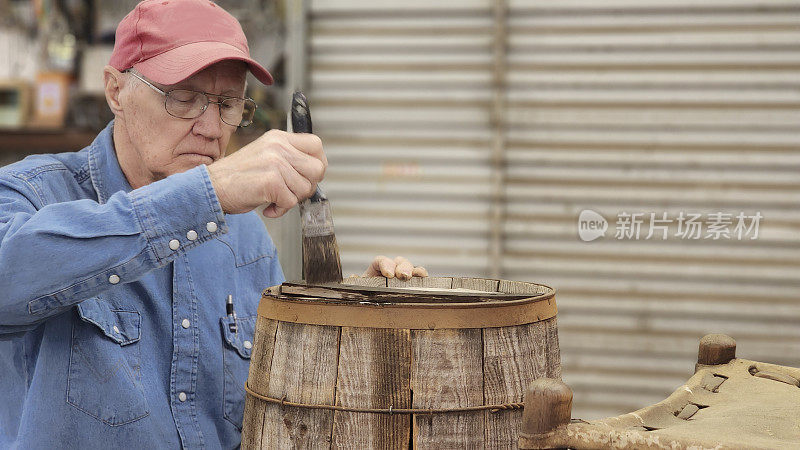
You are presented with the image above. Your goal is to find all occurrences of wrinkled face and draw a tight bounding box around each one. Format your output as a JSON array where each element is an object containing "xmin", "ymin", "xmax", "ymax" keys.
[{"xmin": 115, "ymin": 60, "xmax": 247, "ymax": 187}]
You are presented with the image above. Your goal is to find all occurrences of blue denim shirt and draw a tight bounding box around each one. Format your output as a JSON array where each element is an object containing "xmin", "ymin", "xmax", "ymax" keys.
[{"xmin": 0, "ymin": 121, "xmax": 285, "ymax": 449}]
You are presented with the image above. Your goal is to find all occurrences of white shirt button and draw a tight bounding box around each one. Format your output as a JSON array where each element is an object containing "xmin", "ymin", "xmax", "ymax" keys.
[
  {"xmin": 243, "ymin": 340, "xmax": 252, "ymax": 349},
  {"xmin": 206, "ymin": 221, "xmax": 218, "ymax": 233},
  {"xmin": 169, "ymin": 239, "xmax": 180, "ymax": 250},
  {"xmin": 113, "ymin": 325, "xmax": 120, "ymax": 334},
  {"xmin": 181, "ymin": 318, "xmax": 191, "ymax": 329},
  {"xmin": 108, "ymin": 274, "xmax": 120, "ymax": 284},
  {"xmin": 178, "ymin": 392, "xmax": 187, "ymax": 402},
  {"xmin": 186, "ymin": 230, "xmax": 198, "ymax": 241}
]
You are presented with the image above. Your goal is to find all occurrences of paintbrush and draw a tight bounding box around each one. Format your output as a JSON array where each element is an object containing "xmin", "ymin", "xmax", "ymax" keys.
[{"xmin": 291, "ymin": 91, "xmax": 343, "ymax": 284}]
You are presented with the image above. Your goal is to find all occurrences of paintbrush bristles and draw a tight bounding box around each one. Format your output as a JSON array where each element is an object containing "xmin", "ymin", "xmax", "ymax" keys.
[
  {"xmin": 300, "ymin": 196, "xmax": 342, "ymax": 284},
  {"xmin": 303, "ymin": 234, "xmax": 343, "ymax": 284}
]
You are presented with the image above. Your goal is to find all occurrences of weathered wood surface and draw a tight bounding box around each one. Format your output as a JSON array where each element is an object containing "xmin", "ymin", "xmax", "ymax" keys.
[
  {"xmin": 241, "ymin": 317, "xmax": 278, "ymax": 449},
  {"xmin": 279, "ymin": 282, "xmax": 529, "ymax": 303},
  {"xmin": 245, "ymin": 277, "xmax": 561, "ymax": 449},
  {"xmin": 499, "ymin": 279, "xmax": 552, "ymax": 296},
  {"xmin": 451, "ymin": 277, "xmax": 500, "ymax": 292},
  {"xmin": 332, "ymin": 327, "xmax": 412, "ymax": 448},
  {"xmin": 482, "ymin": 279, "xmax": 561, "ymax": 448},
  {"xmin": 411, "ymin": 328, "xmax": 485, "ymax": 448},
  {"xmin": 261, "ymin": 321, "xmax": 340, "ymax": 449},
  {"xmin": 387, "ymin": 276, "xmax": 453, "ymax": 289},
  {"xmin": 341, "ymin": 275, "xmax": 388, "ymax": 287},
  {"xmin": 484, "ymin": 318, "xmax": 561, "ymax": 448}
]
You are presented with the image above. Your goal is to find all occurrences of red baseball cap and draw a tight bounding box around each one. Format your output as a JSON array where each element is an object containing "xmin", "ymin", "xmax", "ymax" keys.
[{"xmin": 109, "ymin": 0, "xmax": 273, "ymax": 86}]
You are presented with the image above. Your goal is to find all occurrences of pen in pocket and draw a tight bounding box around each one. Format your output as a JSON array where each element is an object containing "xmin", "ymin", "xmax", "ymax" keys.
[{"xmin": 226, "ymin": 294, "xmax": 237, "ymax": 333}]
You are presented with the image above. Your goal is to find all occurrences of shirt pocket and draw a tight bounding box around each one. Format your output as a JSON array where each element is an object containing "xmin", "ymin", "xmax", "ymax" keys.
[
  {"xmin": 220, "ymin": 315, "xmax": 256, "ymax": 429},
  {"xmin": 67, "ymin": 297, "xmax": 149, "ymax": 426},
  {"xmin": 216, "ymin": 232, "xmax": 272, "ymax": 267}
]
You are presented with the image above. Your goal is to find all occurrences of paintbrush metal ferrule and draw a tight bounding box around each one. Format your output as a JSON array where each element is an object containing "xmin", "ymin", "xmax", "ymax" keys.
[{"xmin": 300, "ymin": 198, "xmax": 335, "ymax": 238}]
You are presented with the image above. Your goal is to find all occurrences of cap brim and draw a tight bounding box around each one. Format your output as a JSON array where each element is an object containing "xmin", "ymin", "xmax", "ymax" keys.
[{"xmin": 133, "ymin": 41, "xmax": 273, "ymax": 86}]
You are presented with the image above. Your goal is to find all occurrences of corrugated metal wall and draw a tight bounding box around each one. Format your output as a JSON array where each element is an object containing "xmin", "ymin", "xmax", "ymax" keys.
[
  {"xmin": 307, "ymin": 0, "xmax": 800, "ymax": 420},
  {"xmin": 309, "ymin": 0, "xmax": 497, "ymax": 277}
]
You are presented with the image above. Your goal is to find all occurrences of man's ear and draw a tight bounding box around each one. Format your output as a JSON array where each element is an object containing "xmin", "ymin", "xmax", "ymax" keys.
[{"xmin": 103, "ymin": 66, "xmax": 126, "ymax": 117}]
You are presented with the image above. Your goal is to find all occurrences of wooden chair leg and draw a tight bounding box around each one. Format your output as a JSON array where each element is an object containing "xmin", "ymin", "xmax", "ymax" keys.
[
  {"xmin": 519, "ymin": 378, "xmax": 572, "ymax": 449},
  {"xmin": 696, "ymin": 333, "xmax": 736, "ymax": 373}
]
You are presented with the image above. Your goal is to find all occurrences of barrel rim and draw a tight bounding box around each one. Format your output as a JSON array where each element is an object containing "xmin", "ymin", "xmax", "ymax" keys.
[{"xmin": 256, "ymin": 277, "xmax": 558, "ymax": 329}]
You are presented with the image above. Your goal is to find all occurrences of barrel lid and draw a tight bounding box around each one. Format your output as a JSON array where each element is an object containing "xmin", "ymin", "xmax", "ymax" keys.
[{"xmin": 258, "ymin": 276, "xmax": 557, "ymax": 329}]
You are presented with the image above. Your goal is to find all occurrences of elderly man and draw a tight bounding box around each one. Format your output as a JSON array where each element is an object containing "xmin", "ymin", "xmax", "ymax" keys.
[{"xmin": 0, "ymin": 0, "xmax": 425, "ymax": 448}]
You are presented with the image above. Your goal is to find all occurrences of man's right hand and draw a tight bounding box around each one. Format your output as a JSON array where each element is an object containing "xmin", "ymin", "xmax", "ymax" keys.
[{"xmin": 207, "ymin": 129, "xmax": 327, "ymax": 217}]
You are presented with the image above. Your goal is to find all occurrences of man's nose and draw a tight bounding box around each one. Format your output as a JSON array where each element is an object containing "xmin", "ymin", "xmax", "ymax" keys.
[{"xmin": 193, "ymin": 102, "xmax": 224, "ymax": 139}]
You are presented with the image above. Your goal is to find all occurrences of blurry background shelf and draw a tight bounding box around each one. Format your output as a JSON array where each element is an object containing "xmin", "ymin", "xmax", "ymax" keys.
[{"xmin": 0, "ymin": 128, "xmax": 96, "ymax": 154}]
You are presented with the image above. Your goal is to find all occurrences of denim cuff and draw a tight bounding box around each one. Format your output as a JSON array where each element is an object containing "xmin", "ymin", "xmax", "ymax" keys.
[{"xmin": 130, "ymin": 165, "xmax": 227, "ymax": 266}]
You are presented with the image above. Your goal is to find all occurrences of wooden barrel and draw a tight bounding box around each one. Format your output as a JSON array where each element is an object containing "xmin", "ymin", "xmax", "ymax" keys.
[{"xmin": 241, "ymin": 276, "xmax": 560, "ymax": 449}]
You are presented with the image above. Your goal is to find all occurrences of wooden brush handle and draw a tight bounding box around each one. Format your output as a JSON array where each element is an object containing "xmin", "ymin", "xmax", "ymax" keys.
[
  {"xmin": 291, "ymin": 91, "xmax": 325, "ymax": 203},
  {"xmin": 291, "ymin": 91, "xmax": 312, "ymax": 134}
]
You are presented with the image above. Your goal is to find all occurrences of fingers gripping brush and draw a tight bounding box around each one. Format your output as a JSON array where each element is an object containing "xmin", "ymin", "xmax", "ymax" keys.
[{"xmin": 291, "ymin": 92, "xmax": 343, "ymax": 284}]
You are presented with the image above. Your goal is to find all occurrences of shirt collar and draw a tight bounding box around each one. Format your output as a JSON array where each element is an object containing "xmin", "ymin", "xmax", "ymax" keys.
[{"xmin": 88, "ymin": 120, "xmax": 133, "ymax": 204}]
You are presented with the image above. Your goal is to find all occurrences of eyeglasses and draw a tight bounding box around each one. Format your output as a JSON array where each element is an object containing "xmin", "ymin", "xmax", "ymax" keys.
[{"xmin": 126, "ymin": 70, "xmax": 257, "ymax": 127}]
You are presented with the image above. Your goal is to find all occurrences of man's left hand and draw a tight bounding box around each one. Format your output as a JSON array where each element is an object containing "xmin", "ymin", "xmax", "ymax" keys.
[{"xmin": 361, "ymin": 256, "xmax": 428, "ymax": 281}]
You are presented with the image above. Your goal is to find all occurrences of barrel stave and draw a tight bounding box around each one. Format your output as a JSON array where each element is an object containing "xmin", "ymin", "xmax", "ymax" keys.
[
  {"xmin": 411, "ymin": 328, "xmax": 485, "ymax": 448},
  {"xmin": 483, "ymin": 317, "xmax": 561, "ymax": 448},
  {"xmin": 261, "ymin": 321, "xmax": 339, "ymax": 448},
  {"xmin": 332, "ymin": 327, "xmax": 411, "ymax": 448},
  {"xmin": 241, "ymin": 316, "xmax": 278, "ymax": 449}
]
